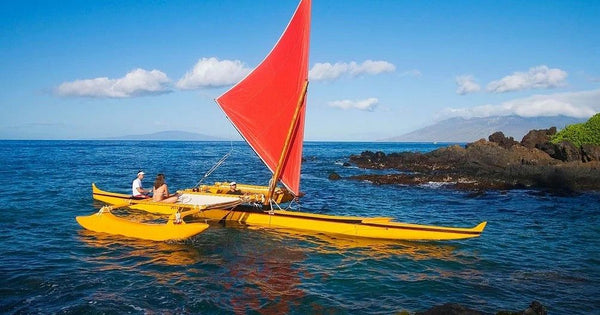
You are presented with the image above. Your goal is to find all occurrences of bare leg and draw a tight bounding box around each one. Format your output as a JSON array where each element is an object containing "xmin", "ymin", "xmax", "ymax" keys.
[{"xmin": 162, "ymin": 194, "xmax": 179, "ymax": 204}]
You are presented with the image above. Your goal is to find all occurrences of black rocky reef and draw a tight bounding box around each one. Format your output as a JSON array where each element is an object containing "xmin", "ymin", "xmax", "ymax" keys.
[
  {"xmin": 346, "ymin": 128, "xmax": 600, "ymax": 193},
  {"xmin": 410, "ymin": 300, "xmax": 547, "ymax": 315}
]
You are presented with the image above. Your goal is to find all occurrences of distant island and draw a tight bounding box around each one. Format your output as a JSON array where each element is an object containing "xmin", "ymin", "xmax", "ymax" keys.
[
  {"xmin": 347, "ymin": 114, "xmax": 600, "ymax": 193},
  {"xmin": 86, "ymin": 115, "xmax": 592, "ymax": 144},
  {"xmin": 384, "ymin": 115, "xmax": 586, "ymax": 143},
  {"xmin": 102, "ymin": 130, "xmax": 232, "ymax": 141},
  {"xmin": 91, "ymin": 116, "xmax": 586, "ymax": 143}
]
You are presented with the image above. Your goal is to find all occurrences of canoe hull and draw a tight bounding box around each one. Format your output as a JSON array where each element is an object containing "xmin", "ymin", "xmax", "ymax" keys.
[{"xmin": 197, "ymin": 207, "xmax": 486, "ymax": 241}]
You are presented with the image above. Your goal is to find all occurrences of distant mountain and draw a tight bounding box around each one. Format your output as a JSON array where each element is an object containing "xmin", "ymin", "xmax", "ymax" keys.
[
  {"xmin": 106, "ymin": 130, "xmax": 229, "ymax": 141},
  {"xmin": 385, "ymin": 116, "xmax": 587, "ymax": 143}
]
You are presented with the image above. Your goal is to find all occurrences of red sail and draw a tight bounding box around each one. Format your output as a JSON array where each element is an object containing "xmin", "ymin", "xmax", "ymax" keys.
[{"xmin": 215, "ymin": 0, "xmax": 310, "ymax": 196}]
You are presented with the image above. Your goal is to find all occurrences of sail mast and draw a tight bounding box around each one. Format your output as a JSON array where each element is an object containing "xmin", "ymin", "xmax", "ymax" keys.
[{"xmin": 266, "ymin": 80, "xmax": 309, "ymax": 203}]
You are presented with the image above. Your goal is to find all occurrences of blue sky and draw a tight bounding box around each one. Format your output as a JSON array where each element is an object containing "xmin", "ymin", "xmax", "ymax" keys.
[{"xmin": 1, "ymin": 0, "xmax": 599, "ymax": 140}]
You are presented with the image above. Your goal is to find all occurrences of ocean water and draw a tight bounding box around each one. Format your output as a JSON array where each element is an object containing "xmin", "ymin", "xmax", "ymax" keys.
[{"xmin": 0, "ymin": 140, "xmax": 598, "ymax": 314}]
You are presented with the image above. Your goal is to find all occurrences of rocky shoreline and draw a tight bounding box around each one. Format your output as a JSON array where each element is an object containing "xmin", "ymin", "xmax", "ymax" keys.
[{"xmin": 345, "ymin": 128, "xmax": 600, "ymax": 193}]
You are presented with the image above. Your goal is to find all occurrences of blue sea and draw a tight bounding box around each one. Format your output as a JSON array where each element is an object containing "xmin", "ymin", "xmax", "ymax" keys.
[{"xmin": 0, "ymin": 140, "xmax": 599, "ymax": 314}]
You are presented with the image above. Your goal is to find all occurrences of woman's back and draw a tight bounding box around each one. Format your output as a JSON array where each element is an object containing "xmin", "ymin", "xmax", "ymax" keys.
[{"xmin": 153, "ymin": 184, "xmax": 168, "ymax": 202}]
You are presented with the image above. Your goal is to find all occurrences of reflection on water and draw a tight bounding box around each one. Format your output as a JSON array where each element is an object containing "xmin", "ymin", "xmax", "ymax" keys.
[
  {"xmin": 237, "ymin": 223, "xmax": 461, "ymax": 261},
  {"xmin": 78, "ymin": 226, "xmax": 311, "ymax": 314},
  {"xmin": 78, "ymin": 230, "xmax": 202, "ymax": 267},
  {"xmin": 215, "ymin": 226, "xmax": 308, "ymax": 314}
]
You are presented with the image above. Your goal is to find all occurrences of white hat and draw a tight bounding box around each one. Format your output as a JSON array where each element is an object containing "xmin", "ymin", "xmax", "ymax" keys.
[
  {"xmin": 137, "ymin": 171, "xmax": 145, "ymax": 176},
  {"xmin": 230, "ymin": 182, "xmax": 237, "ymax": 185}
]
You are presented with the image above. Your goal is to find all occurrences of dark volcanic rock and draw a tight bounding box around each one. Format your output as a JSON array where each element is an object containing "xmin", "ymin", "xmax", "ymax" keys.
[
  {"xmin": 352, "ymin": 150, "xmax": 391, "ymax": 169},
  {"xmin": 581, "ymin": 144, "xmax": 600, "ymax": 162},
  {"xmin": 489, "ymin": 131, "xmax": 519, "ymax": 149},
  {"xmin": 525, "ymin": 301, "xmax": 548, "ymax": 315},
  {"xmin": 518, "ymin": 127, "xmax": 583, "ymax": 162},
  {"xmin": 520, "ymin": 127, "xmax": 556, "ymax": 149},
  {"xmin": 497, "ymin": 301, "xmax": 548, "ymax": 315},
  {"xmin": 551, "ymin": 141, "xmax": 581, "ymax": 162},
  {"xmin": 348, "ymin": 137, "xmax": 600, "ymax": 192},
  {"xmin": 328, "ymin": 172, "xmax": 341, "ymax": 180},
  {"xmin": 349, "ymin": 121, "xmax": 600, "ymax": 192},
  {"xmin": 416, "ymin": 303, "xmax": 484, "ymax": 315},
  {"xmin": 536, "ymin": 142, "xmax": 559, "ymax": 159},
  {"xmin": 416, "ymin": 301, "xmax": 548, "ymax": 315}
]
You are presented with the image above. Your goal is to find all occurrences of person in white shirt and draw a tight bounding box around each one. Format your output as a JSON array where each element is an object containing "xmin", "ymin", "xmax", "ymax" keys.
[{"xmin": 132, "ymin": 170, "xmax": 151, "ymax": 198}]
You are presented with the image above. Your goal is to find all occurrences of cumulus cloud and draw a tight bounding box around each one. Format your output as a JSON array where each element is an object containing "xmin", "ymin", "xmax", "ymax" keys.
[
  {"xmin": 328, "ymin": 98, "xmax": 378, "ymax": 111},
  {"xmin": 56, "ymin": 68, "xmax": 171, "ymax": 98},
  {"xmin": 439, "ymin": 89, "xmax": 600, "ymax": 119},
  {"xmin": 176, "ymin": 57, "xmax": 251, "ymax": 89},
  {"xmin": 456, "ymin": 75, "xmax": 481, "ymax": 95},
  {"xmin": 309, "ymin": 60, "xmax": 395, "ymax": 81},
  {"xmin": 486, "ymin": 65, "xmax": 567, "ymax": 93}
]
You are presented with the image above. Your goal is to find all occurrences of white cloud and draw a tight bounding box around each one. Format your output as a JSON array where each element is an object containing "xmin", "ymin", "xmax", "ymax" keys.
[
  {"xmin": 439, "ymin": 89, "xmax": 600, "ymax": 119},
  {"xmin": 309, "ymin": 63, "xmax": 349, "ymax": 81},
  {"xmin": 309, "ymin": 60, "xmax": 395, "ymax": 81},
  {"xmin": 56, "ymin": 68, "xmax": 171, "ymax": 98},
  {"xmin": 176, "ymin": 57, "xmax": 251, "ymax": 89},
  {"xmin": 400, "ymin": 69, "xmax": 422, "ymax": 77},
  {"xmin": 486, "ymin": 65, "xmax": 567, "ymax": 93},
  {"xmin": 456, "ymin": 75, "xmax": 481, "ymax": 95},
  {"xmin": 328, "ymin": 98, "xmax": 378, "ymax": 111}
]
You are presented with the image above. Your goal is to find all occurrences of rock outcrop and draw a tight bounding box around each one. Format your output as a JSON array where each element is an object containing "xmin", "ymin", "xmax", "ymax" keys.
[
  {"xmin": 347, "ymin": 128, "xmax": 600, "ymax": 192},
  {"xmin": 413, "ymin": 301, "xmax": 547, "ymax": 315},
  {"xmin": 489, "ymin": 131, "xmax": 519, "ymax": 149},
  {"xmin": 328, "ymin": 172, "xmax": 341, "ymax": 180}
]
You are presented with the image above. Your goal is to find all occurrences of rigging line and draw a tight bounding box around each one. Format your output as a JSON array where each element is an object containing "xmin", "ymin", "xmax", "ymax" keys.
[
  {"xmin": 195, "ymin": 147, "xmax": 233, "ymax": 187},
  {"xmin": 285, "ymin": 196, "xmax": 300, "ymax": 211}
]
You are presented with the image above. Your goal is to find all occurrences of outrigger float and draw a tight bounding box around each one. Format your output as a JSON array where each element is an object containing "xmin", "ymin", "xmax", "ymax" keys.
[
  {"xmin": 77, "ymin": 0, "xmax": 486, "ymax": 242},
  {"xmin": 76, "ymin": 206, "xmax": 209, "ymax": 242}
]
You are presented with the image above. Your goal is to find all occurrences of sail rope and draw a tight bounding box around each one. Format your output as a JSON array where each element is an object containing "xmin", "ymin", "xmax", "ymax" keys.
[
  {"xmin": 194, "ymin": 147, "xmax": 233, "ymax": 187},
  {"xmin": 286, "ymin": 196, "xmax": 300, "ymax": 211},
  {"xmin": 267, "ymin": 195, "xmax": 300, "ymax": 212}
]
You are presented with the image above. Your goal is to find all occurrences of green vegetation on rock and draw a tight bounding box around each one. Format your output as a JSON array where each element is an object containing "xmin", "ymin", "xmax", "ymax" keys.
[{"xmin": 551, "ymin": 113, "xmax": 600, "ymax": 147}]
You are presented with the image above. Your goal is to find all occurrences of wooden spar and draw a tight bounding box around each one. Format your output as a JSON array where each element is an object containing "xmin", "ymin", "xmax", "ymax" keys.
[{"xmin": 266, "ymin": 80, "xmax": 309, "ymax": 204}]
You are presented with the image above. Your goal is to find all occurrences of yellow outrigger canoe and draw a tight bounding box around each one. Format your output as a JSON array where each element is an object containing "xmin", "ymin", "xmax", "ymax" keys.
[
  {"xmin": 91, "ymin": 184, "xmax": 487, "ymax": 241},
  {"xmin": 78, "ymin": 0, "xmax": 487, "ymax": 242}
]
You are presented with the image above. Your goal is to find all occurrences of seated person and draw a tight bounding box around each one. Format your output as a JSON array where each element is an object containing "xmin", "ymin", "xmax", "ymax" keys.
[
  {"xmin": 132, "ymin": 170, "xmax": 152, "ymax": 198},
  {"xmin": 152, "ymin": 174, "xmax": 179, "ymax": 203},
  {"xmin": 226, "ymin": 182, "xmax": 243, "ymax": 195}
]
